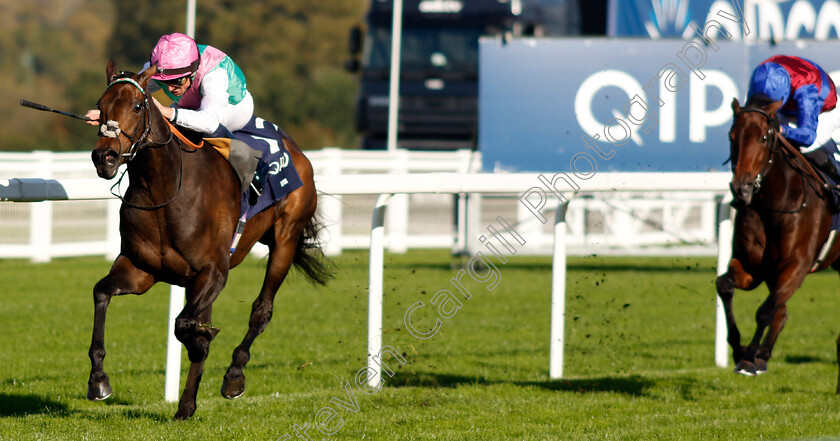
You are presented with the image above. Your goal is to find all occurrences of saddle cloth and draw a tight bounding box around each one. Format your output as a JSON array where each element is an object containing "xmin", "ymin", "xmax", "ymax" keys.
[
  {"xmin": 205, "ymin": 116, "xmax": 304, "ymax": 221},
  {"xmin": 203, "ymin": 117, "xmax": 304, "ymax": 254},
  {"xmin": 232, "ymin": 116, "xmax": 304, "ymax": 219}
]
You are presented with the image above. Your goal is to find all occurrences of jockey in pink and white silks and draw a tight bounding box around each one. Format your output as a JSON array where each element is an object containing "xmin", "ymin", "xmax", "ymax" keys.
[
  {"xmin": 145, "ymin": 33, "xmax": 254, "ymax": 133},
  {"xmin": 747, "ymin": 55, "xmax": 840, "ymax": 182},
  {"xmin": 87, "ymin": 33, "xmax": 254, "ymax": 135}
]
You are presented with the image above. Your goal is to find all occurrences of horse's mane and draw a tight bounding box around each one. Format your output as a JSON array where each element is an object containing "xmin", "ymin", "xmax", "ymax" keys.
[
  {"xmin": 113, "ymin": 71, "xmax": 137, "ymax": 80},
  {"xmin": 744, "ymin": 94, "xmax": 780, "ymax": 111}
]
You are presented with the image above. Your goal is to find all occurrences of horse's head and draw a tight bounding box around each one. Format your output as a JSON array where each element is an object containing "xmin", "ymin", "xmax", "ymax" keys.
[
  {"xmin": 91, "ymin": 60, "xmax": 159, "ymax": 179},
  {"xmin": 728, "ymin": 97, "xmax": 783, "ymax": 208}
]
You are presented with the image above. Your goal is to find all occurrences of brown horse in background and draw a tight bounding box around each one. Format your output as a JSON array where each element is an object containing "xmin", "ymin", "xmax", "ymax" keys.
[
  {"xmin": 716, "ymin": 95, "xmax": 840, "ymax": 389},
  {"xmin": 88, "ymin": 61, "xmax": 330, "ymax": 419}
]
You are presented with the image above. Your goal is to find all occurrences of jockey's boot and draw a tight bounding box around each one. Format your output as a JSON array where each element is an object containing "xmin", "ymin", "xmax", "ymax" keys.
[
  {"xmin": 251, "ymin": 160, "xmax": 270, "ymax": 195},
  {"xmin": 248, "ymin": 160, "xmax": 270, "ymax": 205}
]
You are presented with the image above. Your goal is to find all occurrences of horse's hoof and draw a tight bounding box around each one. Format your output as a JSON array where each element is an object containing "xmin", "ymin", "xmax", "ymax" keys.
[
  {"xmin": 221, "ymin": 375, "xmax": 245, "ymax": 399},
  {"xmin": 173, "ymin": 407, "xmax": 195, "ymax": 420},
  {"xmin": 87, "ymin": 378, "xmax": 112, "ymax": 401},
  {"xmin": 734, "ymin": 360, "xmax": 758, "ymax": 376},
  {"xmin": 754, "ymin": 358, "xmax": 768, "ymax": 375}
]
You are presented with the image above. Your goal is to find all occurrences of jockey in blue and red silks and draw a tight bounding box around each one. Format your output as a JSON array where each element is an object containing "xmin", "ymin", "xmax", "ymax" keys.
[{"xmin": 747, "ymin": 55, "xmax": 840, "ymax": 181}]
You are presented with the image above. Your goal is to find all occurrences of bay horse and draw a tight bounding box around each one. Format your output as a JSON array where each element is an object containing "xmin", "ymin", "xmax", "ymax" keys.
[
  {"xmin": 717, "ymin": 95, "xmax": 840, "ymax": 389},
  {"xmin": 87, "ymin": 61, "xmax": 330, "ymax": 419}
]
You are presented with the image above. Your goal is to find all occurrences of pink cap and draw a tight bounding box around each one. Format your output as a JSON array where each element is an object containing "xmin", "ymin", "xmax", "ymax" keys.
[{"xmin": 150, "ymin": 33, "xmax": 200, "ymax": 81}]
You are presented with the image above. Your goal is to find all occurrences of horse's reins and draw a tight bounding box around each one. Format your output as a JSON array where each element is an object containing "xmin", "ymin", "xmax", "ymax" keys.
[
  {"xmin": 773, "ymin": 132, "xmax": 829, "ymax": 188},
  {"xmin": 771, "ymin": 130, "xmax": 840, "ymax": 271},
  {"xmin": 100, "ymin": 77, "xmax": 184, "ymax": 211}
]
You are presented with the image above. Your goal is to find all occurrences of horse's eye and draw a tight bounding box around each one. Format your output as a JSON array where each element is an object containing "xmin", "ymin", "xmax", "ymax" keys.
[{"xmin": 133, "ymin": 103, "xmax": 142, "ymax": 113}]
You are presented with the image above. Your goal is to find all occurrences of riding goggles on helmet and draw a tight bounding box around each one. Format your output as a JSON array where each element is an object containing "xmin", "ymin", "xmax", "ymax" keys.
[{"xmin": 155, "ymin": 59, "xmax": 200, "ymax": 80}]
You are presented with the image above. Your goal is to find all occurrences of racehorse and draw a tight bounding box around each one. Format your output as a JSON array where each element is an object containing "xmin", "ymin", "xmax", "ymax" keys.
[
  {"xmin": 717, "ymin": 95, "xmax": 840, "ymax": 389},
  {"xmin": 87, "ymin": 61, "xmax": 330, "ymax": 419}
]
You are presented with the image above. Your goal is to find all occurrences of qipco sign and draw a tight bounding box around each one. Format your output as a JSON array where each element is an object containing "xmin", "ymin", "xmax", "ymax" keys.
[
  {"xmin": 610, "ymin": 0, "xmax": 840, "ymax": 41},
  {"xmin": 479, "ymin": 36, "xmax": 840, "ymax": 172}
]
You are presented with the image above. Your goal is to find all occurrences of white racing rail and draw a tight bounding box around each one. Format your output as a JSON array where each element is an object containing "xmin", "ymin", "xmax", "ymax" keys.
[{"xmin": 0, "ymin": 172, "xmax": 734, "ymax": 400}]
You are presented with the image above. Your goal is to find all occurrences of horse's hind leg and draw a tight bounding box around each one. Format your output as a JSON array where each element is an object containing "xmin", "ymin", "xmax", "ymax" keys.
[
  {"xmin": 222, "ymin": 234, "xmax": 299, "ymax": 399},
  {"xmin": 88, "ymin": 256, "xmax": 154, "ymax": 401}
]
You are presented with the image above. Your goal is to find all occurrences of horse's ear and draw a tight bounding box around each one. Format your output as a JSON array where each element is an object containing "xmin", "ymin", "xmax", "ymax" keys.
[
  {"xmin": 731, "ymin": 98, "xmax": 741, "ymax": 115},
  {"xmin": 106, "ymin": 59, "xmax": 118, "ymax": 84},
  {"xmin": 138, "ymin": 64, "xmax": 156, "ymax": 88},
  {"xmin": 766, "ymin": 99, "xmax": 784, "ymax": 116}
]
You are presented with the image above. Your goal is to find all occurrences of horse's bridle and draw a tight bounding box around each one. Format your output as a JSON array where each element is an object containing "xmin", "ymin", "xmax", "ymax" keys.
[
  {"xmin": 99, "ymin": 76, "xmax": 182, "ymax": 210},
  {"xmin": 732, "ymin": 107, "xmax": 779, "ymax": 194},
  {"xmin": 99, "ymin": 77, "xmax": 156, "ymax": 161},
  {"xmin": 732, "ymin": 106, "xmax": 819, "ymax": 214}
]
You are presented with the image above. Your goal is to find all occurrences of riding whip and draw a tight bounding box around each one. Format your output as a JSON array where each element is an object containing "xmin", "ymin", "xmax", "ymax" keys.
[{"xmin": 19, "ymin": 99, "xmax": 93, "ymax": 121}]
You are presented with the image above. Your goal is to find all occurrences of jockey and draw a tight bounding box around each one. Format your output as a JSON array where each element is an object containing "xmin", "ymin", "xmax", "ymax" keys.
[
  {"xmin": 747, "ymin": 55, "xmax": 840, "ymax": 182},
  {"xmin": 87, "ymin": 33, "xmax": 254, "ymax": 135}
]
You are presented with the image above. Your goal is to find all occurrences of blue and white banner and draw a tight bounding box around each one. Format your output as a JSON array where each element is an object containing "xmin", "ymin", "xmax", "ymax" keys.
[
  {"xmin": 478, "ymin": 39, "xmax": 840, "ymax": 172},
  {"xmin": 609, "ymin": 0, "xmax": 840, "ymax": 40}
]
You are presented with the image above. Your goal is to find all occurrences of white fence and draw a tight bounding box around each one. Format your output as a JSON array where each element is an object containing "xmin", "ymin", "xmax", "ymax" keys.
[
  {"xmin": 0, "ymin": 171, "xmax": 735, "ymax": 400},
  {"xmin": 0, "ymin": 149, "xmax": 727, "ymax": 261}
]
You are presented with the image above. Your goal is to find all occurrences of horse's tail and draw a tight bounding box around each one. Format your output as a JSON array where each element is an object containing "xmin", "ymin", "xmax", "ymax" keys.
[{"xmin": 293, "ymin": 214, "xmax": 333, "ymax": 286}]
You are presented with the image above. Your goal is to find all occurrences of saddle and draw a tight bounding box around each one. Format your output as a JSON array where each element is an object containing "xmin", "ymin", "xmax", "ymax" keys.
[{"xmin": 802, "ymin": 139, "xmax": 840, "ymax": 212}]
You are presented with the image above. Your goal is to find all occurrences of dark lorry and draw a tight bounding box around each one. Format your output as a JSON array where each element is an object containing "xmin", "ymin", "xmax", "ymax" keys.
[{"xmin": 346, "ymin": 0, "xmax": 597, "ymax": 150}]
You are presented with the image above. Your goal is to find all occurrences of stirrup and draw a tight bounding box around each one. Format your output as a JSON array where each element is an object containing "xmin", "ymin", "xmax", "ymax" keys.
[{"xmin": 250, "ymin": 181, "xmax": 262, "ymax": 197}]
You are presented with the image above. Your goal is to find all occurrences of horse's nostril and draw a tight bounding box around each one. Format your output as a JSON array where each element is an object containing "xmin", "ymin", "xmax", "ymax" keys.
[{"xmin": 105, "ymin": 150, "xmax": 119, "ymax": 163}]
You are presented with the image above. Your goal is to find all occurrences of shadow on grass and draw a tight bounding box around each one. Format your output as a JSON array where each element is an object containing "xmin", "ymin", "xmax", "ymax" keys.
[
  {"xmin": 520, "ymin": 376, "xmax": 653, "ymax": 396},
  {"xmin": 388, "ymin": 372, "xmax": 492, "ymax": 388},
  {"xmin": 782, "ymin": 354, "xmax": 833, "ymax": 365},
  {"xmin": 0, "ymin": 393, "xmax": 70, "ymax": 417},
  {"xmin": 117, "ymin": 407, "xmax": 173, "ymax": 422},
  {"xmin": 387, "ymin": 371, "xmax": 653, "ymax": 396}
]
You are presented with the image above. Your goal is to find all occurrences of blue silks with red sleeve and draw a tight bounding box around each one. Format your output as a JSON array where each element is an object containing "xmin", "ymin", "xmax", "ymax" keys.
[{"xmin": 748, "ymin": 55, "xmax": 837, "ymax": 147}]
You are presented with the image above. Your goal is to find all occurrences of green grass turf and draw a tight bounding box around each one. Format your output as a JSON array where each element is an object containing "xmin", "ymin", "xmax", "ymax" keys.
[{"xmin": 2, "ymin": 250, "xmax": 840, "ymax": 440}]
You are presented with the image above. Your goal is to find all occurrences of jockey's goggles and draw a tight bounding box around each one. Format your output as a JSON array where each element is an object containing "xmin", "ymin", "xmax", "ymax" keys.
[
  {"xmin": 154, "ymin": 58, "xmax": 199, "ymax": 77},
  {"xmin": 161, "ymin": 76, "xmax": 190, "ymax": 87}
]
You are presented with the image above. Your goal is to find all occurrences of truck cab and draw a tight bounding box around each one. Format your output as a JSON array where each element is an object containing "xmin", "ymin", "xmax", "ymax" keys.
[{"xmin": 347, "ymin": 0, "xmax": 584, "ymax": 150}]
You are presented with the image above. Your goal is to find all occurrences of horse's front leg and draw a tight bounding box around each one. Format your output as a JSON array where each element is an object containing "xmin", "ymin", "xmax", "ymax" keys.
[
  {"xmin": 744, "ymin": 265, "xmax": 805, "ymax": 375},
  {"xmin": 173, "ymin": 265, "xmax": 226, "ymax": 420},
  {"xmin": 88, "ymin": 256, "xmax": 154, "ymax": 401},
  {"xmin": 753, "ymin": 304, "xmax": 788, "ymax": 373},
  {"xmin": 717, "ymin": 257, "xmax": 761, "ymax": 368}
]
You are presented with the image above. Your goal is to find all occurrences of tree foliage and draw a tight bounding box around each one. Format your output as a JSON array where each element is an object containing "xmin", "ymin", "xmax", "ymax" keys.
[{"xmin": 1, "ymin": 0, "xmax": 366, "ymax": 151}]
